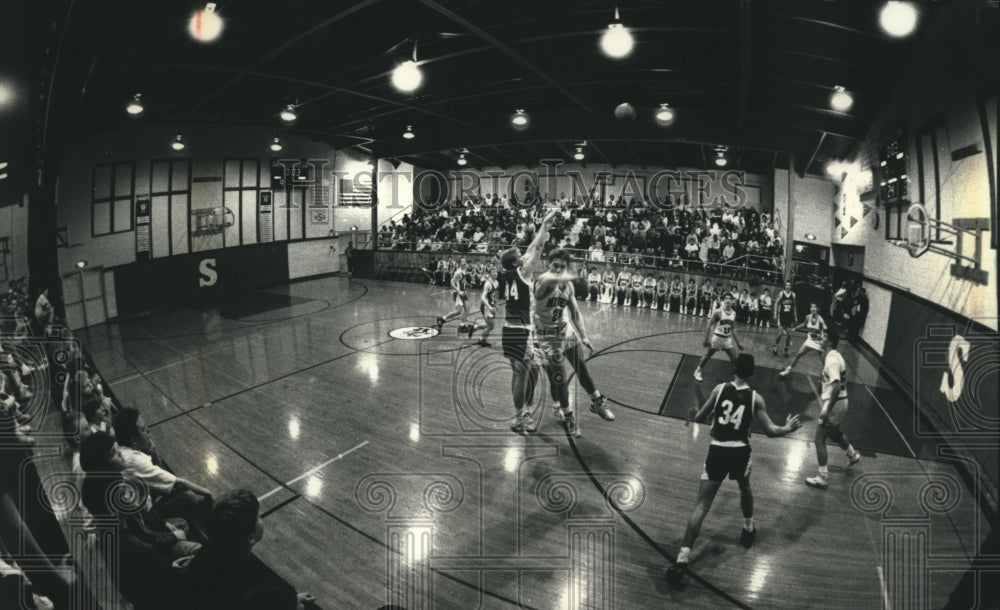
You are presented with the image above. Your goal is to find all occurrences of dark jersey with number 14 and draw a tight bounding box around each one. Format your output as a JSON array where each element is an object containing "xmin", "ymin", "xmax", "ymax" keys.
[
  {"xmin": 709, "ymin": 382, "xmax": 757, "ymax": 444},
  {"xmin": 499, "ymin": 268, "xmax": 532, "ymax": 327}
]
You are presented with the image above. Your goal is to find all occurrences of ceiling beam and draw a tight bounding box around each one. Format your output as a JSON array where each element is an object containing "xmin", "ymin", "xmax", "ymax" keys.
[
  {"xmin": 416, "ymin": 0, "xmax": 596, "ymax": 118},
  {"xmin": 192, "ymin": 0, "xmax": 383, "ymax": 112},
  {"xmin": 801, "ymin": 131, "xmax": 827, "ymax": 179}
]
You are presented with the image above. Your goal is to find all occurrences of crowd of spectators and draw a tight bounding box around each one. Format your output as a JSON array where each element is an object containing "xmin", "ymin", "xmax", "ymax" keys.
[
  {"xmin": 378, "ymin": 193, "xmax": 785, "ymax": 282},
  {"xmin": 1, "ymin": 279, "xmax": 314, "ymax": 610}
]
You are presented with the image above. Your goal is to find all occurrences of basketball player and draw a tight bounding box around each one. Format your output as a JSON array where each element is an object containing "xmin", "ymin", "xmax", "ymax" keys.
[
  {"xmin": 665, "ymin": 354, "xmax": 802, "ymax": 587},
  {"xmin": 759, "ymin": 288, "xmax": 773, "ymax": 328},
  {"xmin": 643, "ymin": 273, "xmax": 657, "ymax": 308},
  {"xmin": 698, "ymin": 279, "xmax": 714, "ymax": 317},
  {"xmin": 772, "ymin": 281, "xmax": 798, "ymax": 357},
  {"xmin": 499, "ymin": 210, "xmax": 559, "ymax": 434},
  {"xmin": 587, "ymin": 267, "xmax": 602, "ymax": 302},
  {"xmin": 655, "ymin": 276, "xmax": 669, "ymax": 311},
  {"xmin": 533, "ymin": 248, "xmax": 614, "ymax": 436},
  {"xmin": 600, "ymin": 267, "xmax": 616, "ymax": 303},
  {"xmin": 435, "ymin": 259, "xmax": 471, "ymax": 332},
  {"xmin": 630, "ymin": 268, "xmax": 644, "ymax": 307},
  {"xmin": 615, "ymin": 266, "xmax": 632, "ymax": 307},
  {"xmin": 778, "ymin": 302, "xmax": 827, "ymax": 377},
  {"xmin": 805, "ymin": 328, "xmax": 862, "ymax": 489},
  {"xmin": 693, "ymin": 293, "xmax": 743, "ymax": 382},
  {"xmin": 684, "ymin": 278, "xmax": 698, "ymax": 315},
  {"xmin": 669, "ymin": 275, "xmax": 684, "ymax": 313},
  {"xmin": 466, "ymin": 266, "xmax": 498, "ymax": 347}
]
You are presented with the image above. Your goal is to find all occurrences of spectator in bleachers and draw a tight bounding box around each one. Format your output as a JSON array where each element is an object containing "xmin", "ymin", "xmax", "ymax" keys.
[{"xmin": 177, "ymin": 489, "xmax": 312, "ymax": 610}]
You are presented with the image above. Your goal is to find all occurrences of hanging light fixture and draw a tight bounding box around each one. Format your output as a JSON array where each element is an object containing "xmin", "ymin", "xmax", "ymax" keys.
[
  {"xmin": 171, "ymin": 134, "xmax": 186, "ymax": 151},
  {"xmin": 126, "ymin": 94, "xmax": 144, "ymax": 116},
  {"xmin": 188, "ymin": 3, "xmax": 224, "ymax": 43},
  {"xmin": 879, "ymin": 1, "xmax": 918, "ymax": 38},
  {"xmin": 713, "ymin": 146, "xmax": 728, "ymax": 167},
  {"xmin": 574, "ymin": 147, "xmax": 585, "ymax": 161},
  {"xmin": 511, "ymin": 109, "xmax": 528, "ymax": 128},
  {"xmin": 830, "ymin": 85, "xmax": 853, "ymax": 112},
  {"xmin": 270, "ymin": 137, "xmax": 283, "ymax": 152},
  {"xmin": 655, "ymin": 103, "xmax": 674, "ymax": 123},
  {"xmin": 402, "ymin": 125, "xmax": 415, "ymax": 139},
  {"xmin": 280, "ymin": 104, "xmax": 297, "ymax": 122},
  {"xmin": 392, "ymin": 40, "xmax": 423, "ymax": 93},
  {"xmin": 457, "ymin": 151, "xmax": 468, "ymax": 166},
  {"xmin": 600, "ymin": 6, "xmax": 634, "ymax": 59}
]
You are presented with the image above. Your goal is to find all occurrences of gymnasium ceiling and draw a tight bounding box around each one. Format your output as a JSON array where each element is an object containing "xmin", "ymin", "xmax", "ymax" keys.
[{"xmin": 9, "ymin": 0, "xmax": 1000, "ymax": 180}]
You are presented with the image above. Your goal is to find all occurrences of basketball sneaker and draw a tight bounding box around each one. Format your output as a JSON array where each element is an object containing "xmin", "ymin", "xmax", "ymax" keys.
[
  {"xmin": 778, "ymin": 366, "xmax": 791, "ymax": 378},
  {"xmin": 772, "ymin": 345, "xmax": 778, "ymax": 356},
  {"xmin": 476, "ymin": 340, "xmax": 492, "ymax": 348},
  {"xmin": 521, "ymin": 409, "xmax": 538, "ymax": 434},
  {"xmin": 563, "ymin": 411, "xmax": 581, "ymax": 437},
  {"xmin": 590, "ymin": 395, "xmax": 615, "ymax": 421},
  {"xmin": 740, "ymin": 526, "xmax": 756, "ymax": 548},
  {"xmin": 664, "ymin": 563, "xmax": 687, "ymax": 588},
  {"xmin": 435, "ymin": 317, "xmax": 445, "ymax": 331},
  {"xmin": 848, "ymin": 452, "xmax": 863, "ymax": 467},
  {"xmin": 805, "ymin": 474, "xmax": 830, "ymax": 489},
  {"xmin": 693, "ymin": 368, "xmax": 703, "ymax": 382}
]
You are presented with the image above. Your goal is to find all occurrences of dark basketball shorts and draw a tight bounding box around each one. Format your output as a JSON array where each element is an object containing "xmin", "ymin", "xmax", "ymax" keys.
[
  {"xmin": 701, "ymin": 444, "xmax": 752, "ymax": 481},
  {"xmin": 502, "ymin": 325, "xmax": 531, "ymax": 362},
  {"xmin": 779, "ymin": 313, "xmax": 795, "ymax": 328}
]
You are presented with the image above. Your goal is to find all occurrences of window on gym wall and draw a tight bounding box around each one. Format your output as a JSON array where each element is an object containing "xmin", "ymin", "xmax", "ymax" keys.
[
  {"xmin": 223, "ymin": 158, "xmax": 261, "ymax": 246},
  {"xmin": 92, "ymin": 162, "xmax": 135, "ymax": 236},
  {"xmin": 150, "ymin": 158, "xmax": 191, "ymax": 256}
]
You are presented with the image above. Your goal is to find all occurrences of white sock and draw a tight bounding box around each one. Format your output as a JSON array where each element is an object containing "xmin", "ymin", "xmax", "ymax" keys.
[
  {"xmin": 818, "ymin": 465, "xmax": 829, "ymax": 477},
  {"xmin": 589, "ymin": 390, "xmax": 602, "ymax": 400},
  {"xmin": 677, "ymin": 547, "xmax": 691, "ymax": 564},
  {"xmin": 744, "ymin": 518, "xmax": 754, "ymax": 531},
  {"xmin": 846, "ymin": 445, "xmax": 857, "ymax": 458}
]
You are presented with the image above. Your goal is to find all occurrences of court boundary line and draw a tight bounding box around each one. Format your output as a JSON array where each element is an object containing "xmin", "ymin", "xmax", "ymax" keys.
[{"xmin": 259, "ymin": 441, "xmax": 370, "ymax": 502}]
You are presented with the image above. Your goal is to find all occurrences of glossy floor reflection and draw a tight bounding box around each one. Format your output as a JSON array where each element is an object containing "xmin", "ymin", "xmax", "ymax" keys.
[{"xmin": 75, "ymin": 276, "xmax": 984, "ymax": 609}]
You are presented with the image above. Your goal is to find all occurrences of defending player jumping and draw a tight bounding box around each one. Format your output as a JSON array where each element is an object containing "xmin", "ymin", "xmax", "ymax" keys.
[
  {"xmin": 665, "ymin": 353, "xmax": 801, "ymax": 588},
  {"xmin": 498, "ymin": 210, "xmax": 559, "ymax": 434}
]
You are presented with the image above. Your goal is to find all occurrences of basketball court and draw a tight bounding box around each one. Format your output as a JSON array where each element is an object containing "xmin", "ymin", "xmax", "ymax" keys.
[{"xmin": 56, "ymin": 274, "xmax": 983, "ymax": 609}]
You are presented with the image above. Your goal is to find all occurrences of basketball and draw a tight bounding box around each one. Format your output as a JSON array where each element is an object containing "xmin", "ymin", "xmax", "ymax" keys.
[{"xmin": 614, "ymin": 102, "xmax": 636, "ymax": 122}]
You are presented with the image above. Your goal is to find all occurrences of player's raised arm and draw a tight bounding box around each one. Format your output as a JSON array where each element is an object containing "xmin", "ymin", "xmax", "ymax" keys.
[
  {"xmin": 689, "ymin": 383, "xmax": 723, "ymax": 422},
  {"xmin": 752, "ymin": 393, "xmax": 801, "ymax": 436},
  {"xmin": 521, "ymin": 210, "xmax": 559, "ymax": 273}
]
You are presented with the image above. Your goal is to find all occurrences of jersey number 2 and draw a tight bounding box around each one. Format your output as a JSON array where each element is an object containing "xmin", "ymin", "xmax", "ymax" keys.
[{"xmin": 717, "ymin": 400, "xmax": 745, "ymax": 428}]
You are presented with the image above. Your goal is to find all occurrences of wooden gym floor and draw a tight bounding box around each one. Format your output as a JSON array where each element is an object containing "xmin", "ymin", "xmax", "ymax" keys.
[{"xmin": 70, "ymin": 275, "xmax": 983, "ymax": 609}]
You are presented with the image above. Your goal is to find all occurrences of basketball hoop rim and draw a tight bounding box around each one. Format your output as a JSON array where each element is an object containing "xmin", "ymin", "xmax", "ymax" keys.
[{"xmin": 906, "ymin": 203, "xmax": 930, "ymax": 258}]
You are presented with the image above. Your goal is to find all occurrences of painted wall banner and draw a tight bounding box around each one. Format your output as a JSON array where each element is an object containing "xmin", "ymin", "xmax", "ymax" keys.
[
  {"xmin": 882, "ymin": 292, "xmax": 999, "ymax": 509},
  {"xmin": 259, "ymin": 190, "xmax": 273, "ymax": 242},
  {"xmin": 135, "ymin": 197, "xmax": 151, "ymax": 262},
  {"xmin": 113, "ymin": 242, "xmax": 289, "ymax": 316}
]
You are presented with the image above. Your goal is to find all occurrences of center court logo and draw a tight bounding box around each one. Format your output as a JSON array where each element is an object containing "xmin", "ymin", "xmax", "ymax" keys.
[{"xmin": 389, "ymin": 326, "xmax": 439, "ymax": 340}]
